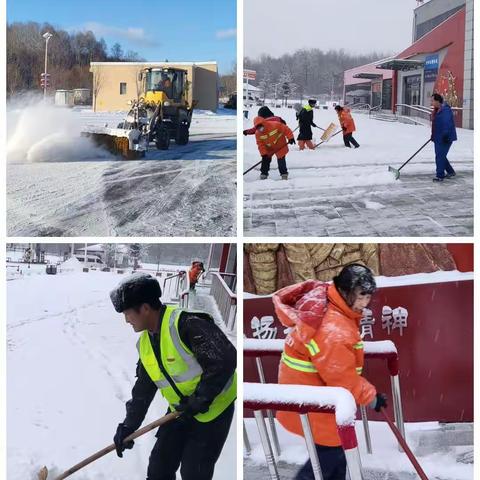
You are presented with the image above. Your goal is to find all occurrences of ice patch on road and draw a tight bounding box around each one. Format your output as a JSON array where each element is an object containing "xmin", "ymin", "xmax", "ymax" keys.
[{"xmin": 7, "ymin": 97, "xmax": 113, "ymax": 163}]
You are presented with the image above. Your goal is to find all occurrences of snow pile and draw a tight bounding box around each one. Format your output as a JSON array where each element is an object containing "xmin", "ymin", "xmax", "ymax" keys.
[
  {"xmin": 244, "ymin": 382, "xmax": 356, "ymax": 426},
  {"xmin": 59, "ymin": 256, "xmax": 83, "ymax": 272},
  {"xmin": 7, "ymin": 97, "xmax": 113, "ymax": 163},
  {"xmin": 364, "ymin": 340, "xmax": 397, "ymax": 354}
]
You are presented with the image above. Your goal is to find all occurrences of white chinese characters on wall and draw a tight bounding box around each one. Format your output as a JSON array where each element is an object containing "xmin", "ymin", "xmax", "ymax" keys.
[
  {"xmin": 251, "ymin": 316, "xmax": 278, "ymax": 339},
  {"xmin": 361, "ymin": 306, "xmax": 409, "ymax": 339}
]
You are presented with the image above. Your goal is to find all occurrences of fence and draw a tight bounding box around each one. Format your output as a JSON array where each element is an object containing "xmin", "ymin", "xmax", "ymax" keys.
[
  {"xmin": 210, "ymin": 272, "xmax": 237, "ymax": 332},
  {"xmin": 162, "ymin": 271, "xmax": 190, "ymax": 307},
  {"xmin": 244, "ymin": 383, "xmax": 363, "ymax": 480},
  {"xmin": 244, "ymin": 338, "xmax": 404, "ymax": 453}
]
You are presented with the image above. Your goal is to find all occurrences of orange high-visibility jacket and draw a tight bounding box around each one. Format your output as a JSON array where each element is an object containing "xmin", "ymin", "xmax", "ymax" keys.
[
  {"xmin": 254, "ymin": 116, "xmax": 294, "ymax": 159},
  {"xmin": 337, "ymin": 108, "xmax": 356, "ymax": 134},
  {"xmin": 275, "ymin": 282, "xmax": 376, "ymax": 446}
]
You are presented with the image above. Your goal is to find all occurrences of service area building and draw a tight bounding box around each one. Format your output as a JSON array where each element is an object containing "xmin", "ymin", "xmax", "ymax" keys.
[
  {"xmin": 343, "ymin": 0, "xmax": 473, "ymax": 129},
  {"xmin": 90, "ymin": 61, "xmax": 219, "ymax": 112}
]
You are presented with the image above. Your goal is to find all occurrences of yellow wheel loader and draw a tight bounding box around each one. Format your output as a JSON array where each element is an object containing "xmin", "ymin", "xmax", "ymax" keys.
[{"xmin": 83, "ymin": 67, "xmax": 195, "ymax": 159}]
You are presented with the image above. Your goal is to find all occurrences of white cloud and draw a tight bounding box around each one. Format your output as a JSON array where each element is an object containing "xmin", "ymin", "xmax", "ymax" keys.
[
  {"xmin": 81, "ymin": 22, "xmax": 160, "ymax": 47},
  {"xmin": 216, "ymin": 28, "xmax": 236, "ymax": 40}
]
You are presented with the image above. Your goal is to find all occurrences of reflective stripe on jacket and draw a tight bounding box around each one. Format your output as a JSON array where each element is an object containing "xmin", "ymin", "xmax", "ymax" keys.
[{"xmin": 137, "ymin": 305, "xmax": 236, "ymax": 422}]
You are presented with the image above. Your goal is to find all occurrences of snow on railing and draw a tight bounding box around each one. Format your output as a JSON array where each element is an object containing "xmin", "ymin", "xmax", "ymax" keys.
[
  {"xmin": 244, "ymin": 338, "xmax": 405, "ymax": 452},
  {"xmin": 244, "ymin": 383, "xmax": 363, "ymax": 480},
  {"xmin": 210, "ymin": 272, "xmax": 237, "ymax": 332}
]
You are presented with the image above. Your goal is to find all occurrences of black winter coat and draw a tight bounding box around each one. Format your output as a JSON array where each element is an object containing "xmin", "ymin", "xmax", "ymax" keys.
[
  {"xmin": 122, "ymin": 307, "xmax": 237, "ymax": 429},
  {"xmin": 297, "ymin": 108, "xmax": 317, "ymax": 141}
]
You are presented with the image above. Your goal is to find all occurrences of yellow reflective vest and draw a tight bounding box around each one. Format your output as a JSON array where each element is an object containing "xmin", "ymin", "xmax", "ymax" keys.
[{"xmin": 137, "ymin": 305, "xmax": 236, "ymax": 422}]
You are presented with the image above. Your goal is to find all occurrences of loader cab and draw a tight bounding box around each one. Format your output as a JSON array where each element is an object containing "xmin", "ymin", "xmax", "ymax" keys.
[{"xmin": 142, "ymin": 68, "xmax": 187, "ymax": 105}]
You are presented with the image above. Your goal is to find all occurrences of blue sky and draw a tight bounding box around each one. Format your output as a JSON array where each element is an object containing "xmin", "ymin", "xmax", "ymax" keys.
[{"xmin": 8, "ymin": 0, "xmax": 236, "ymax": 74}]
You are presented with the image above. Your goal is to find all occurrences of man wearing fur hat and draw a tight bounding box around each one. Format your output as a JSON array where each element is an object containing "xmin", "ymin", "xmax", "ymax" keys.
[{"xmin": 110, "ymin": 273, "xmax": 236, "ymax": 480}]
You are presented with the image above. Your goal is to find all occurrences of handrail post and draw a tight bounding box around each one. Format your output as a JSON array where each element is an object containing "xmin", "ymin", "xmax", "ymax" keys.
[
  {"xmin": 254, "ymin": 410, "xmax": 280, "ymax": 480},
  {"xmin": 299, "ymin": 414, "xmax": 324, "ymax": 480},
  {"xmin": 359, "ymin": 405, "xmax": 372, "ymax": 454},
  {"xmin": 243, "ymin": 420, "xmax": 252, "ymax": 455},
  {"xmin": 391, "ymin": 374, "xmax": 406, "ymax": 451},
  {"xmin": 337, "ymin": 425, "xmax": 364, "ymax": 480},
  {"xmin": 255, "ymin": 357, "xmax": 281, "ymax": 458}
]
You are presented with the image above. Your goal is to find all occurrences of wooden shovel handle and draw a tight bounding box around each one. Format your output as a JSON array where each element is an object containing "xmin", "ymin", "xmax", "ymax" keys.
[
  {"xmin": 53, "ymin": 411, "xmax": 180, "ymax": 480},
  {"xmin": 380, "ymin": 409, "xmax": 429, "ymax": 480}
]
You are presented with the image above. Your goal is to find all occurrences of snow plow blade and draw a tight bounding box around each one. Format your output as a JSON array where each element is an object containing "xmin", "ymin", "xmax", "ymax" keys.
[
  {"xmin": 81, "ymin": 126, "xmax": 147, "ymax": 160},
  {"xmin": 388, "ymin": 165, "xmax": 401, "ymax": 180}
]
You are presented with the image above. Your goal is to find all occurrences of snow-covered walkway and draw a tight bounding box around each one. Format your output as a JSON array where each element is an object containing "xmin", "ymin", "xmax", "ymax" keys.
[
  {"xmin": 243, "ymin": 107, "xmax": 473, "ymax": 237},
  {"xmin": 244, "ymin": 418, "xmax": 472, "ymax": 480}
]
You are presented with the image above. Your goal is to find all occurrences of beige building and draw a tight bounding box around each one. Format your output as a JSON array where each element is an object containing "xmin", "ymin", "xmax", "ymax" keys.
[{"xmin": 90, "ymin": 61, "xmax": 218, "ymax": 112}]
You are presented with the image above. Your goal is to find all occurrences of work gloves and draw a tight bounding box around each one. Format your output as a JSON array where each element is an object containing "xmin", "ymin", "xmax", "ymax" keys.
[
  {"xmin": 288, "ymin": 138, "xmax": 296, "ymax": 145},
  {"xmin": 243, "ymin": 129, "xmax": 249, "ymax": 136},
  {"xmin": 114, "ymin": 423, "xmax": 135, "ymax": 458},
  {"xmin": 175, "ymin": 395, "xmax": 210, "ymax": 418},
  {"xmin": 312, "ymin": 123, "xmax": 317, "ymax": 128},
  {"xmin": 342, "ymin": 126, "xmax": 347, "ymax": 132},
  {"xmin": 369, "ymin": 393, "xmax": 388, "ymax": 412}
]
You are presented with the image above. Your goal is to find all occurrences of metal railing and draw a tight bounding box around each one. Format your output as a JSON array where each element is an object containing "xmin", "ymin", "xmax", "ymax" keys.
[
  {"xmin": 163, "ymin": 271, "xmax": 189, "ymax": 307},
  {"xmin": 244, "ymin": 383, "xmax": 363, "ymax": 480},
  {"xmin": 395, "ymin": 103, "xmax": 432, "ymax": 125},
  {"xmin": 243, "ymin": 338, "xmax": 405, "ymax": 452},
  {"xmin": 210, "ymin": 272, "xmax": 237, "ymax": 332}
]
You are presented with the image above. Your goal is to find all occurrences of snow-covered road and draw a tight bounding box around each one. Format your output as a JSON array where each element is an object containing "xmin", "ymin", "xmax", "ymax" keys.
[
  {"xmin": 243, "ymin": 107, "xmax": 473, "ymax": 236},
  {"xmin": 7, "ymin": 105, "xmax": 236, "ymax": 236},
  {"xmin": 7, "ymin": 268, "xmax": 236, "ymax": 479}
]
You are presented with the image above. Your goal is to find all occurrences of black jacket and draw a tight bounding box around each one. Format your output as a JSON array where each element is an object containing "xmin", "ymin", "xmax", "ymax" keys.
[
  {"xmin": 297, "ymin": 107, "xmax": 317, "ymax": 140},
  {"xmin": 123, "ymin": 307, "xmax": 237, "ymax": 429}
]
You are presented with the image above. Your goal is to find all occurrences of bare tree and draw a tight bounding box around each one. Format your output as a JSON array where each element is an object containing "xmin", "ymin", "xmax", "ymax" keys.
[{"xmin": 92, "ymin": 66, "xmax": 105, "ymax": 112}]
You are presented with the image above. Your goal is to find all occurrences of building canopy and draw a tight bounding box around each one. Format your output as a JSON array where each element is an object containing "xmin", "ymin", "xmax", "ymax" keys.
[{"xmin": 376, "ymin": 59, "xmax": 424, "ymax": 71}]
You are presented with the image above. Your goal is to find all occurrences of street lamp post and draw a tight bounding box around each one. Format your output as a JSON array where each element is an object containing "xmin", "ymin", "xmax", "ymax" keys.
[{"xmin": 42, "ymin": 31, "xmax": 53, "ymax": 99}]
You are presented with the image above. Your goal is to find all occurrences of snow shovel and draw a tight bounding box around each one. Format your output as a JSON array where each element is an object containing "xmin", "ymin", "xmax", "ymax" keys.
[
  {"xmin": 37, "ymin": 411, "xmax": 180, "ymax": 480},
  {"xmin": 388, "ymin": 139, "xmax": 431, "ymax": 180},
  {"xmin": 381, "ymin": 408, "xmax": 429, "ymax": 480},
  {"xmin": 313, "ymin": 129, "xmax": 342, "ymax": 148}
]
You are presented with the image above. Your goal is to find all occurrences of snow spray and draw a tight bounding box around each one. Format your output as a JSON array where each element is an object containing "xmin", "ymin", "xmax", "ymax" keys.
[{"xmin": 7, "ymin": 94, "xmax": 113, "ymax": 163}]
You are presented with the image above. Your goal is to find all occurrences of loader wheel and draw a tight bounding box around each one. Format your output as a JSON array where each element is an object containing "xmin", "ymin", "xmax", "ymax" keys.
[
  {"xmin": 176, "ymin": 125, "xmax": 189, "ymax": 145},
  {"xmin": 155, "ymin": 125, "xmax": 170, "ymax": 150}
]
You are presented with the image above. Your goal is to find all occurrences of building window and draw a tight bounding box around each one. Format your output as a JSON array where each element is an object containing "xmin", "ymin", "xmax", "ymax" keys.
[{"xmin": 120, "ymin": 83, "xmax": 127, "ymax": 95}]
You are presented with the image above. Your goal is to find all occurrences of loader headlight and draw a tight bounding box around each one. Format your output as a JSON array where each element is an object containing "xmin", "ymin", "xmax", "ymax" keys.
[{"xmin": 164, "ymin": 101, "xmax": 171, "ymax": 107}]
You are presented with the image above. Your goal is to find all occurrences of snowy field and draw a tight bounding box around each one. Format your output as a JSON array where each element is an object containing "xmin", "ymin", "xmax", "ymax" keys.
[
  {"xmin": 7, "ymin": 265, "xmax": 236, "ymax": 479},
  {"xmin": 7, "ymin": 101, "xmax": 236, "ymax": 236},
  {"xmin": 244, "ymin": 418, "xmax": 472, "ymax": 480},
  {"xmin": 243, "ymin": 106, "xmax": 473, "ymax": 236}
]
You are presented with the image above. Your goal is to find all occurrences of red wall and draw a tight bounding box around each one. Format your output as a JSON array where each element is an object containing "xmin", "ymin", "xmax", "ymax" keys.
[
  {"xmin": 395, "ymin": 8, "xmax": 466, "ymax": 125},
  {"xmin": 446, "ymin": 243, "xmax": 473, "ymax": 272},
  {"xmin": 244, "ymin": 279, "xmax": 473, "ymax": 423}
]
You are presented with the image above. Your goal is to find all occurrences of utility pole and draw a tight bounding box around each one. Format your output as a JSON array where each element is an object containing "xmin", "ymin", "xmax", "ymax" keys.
[{"xmin": 42, "ymin": 32, "xmax": 53, "ymax": 100}]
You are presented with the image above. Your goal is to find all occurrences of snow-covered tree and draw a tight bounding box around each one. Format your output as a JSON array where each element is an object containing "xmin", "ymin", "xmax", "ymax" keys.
[
  {"xmin": 129, "ymin": 243, "xmax": 149, "ymax": 270},
  {"xmin": 278, "ymin": 69, "xmax": 297, "ymax": 106},
  {"xmin": 258, "ymin": 69, "xmax": 272, "ymax": 103}
]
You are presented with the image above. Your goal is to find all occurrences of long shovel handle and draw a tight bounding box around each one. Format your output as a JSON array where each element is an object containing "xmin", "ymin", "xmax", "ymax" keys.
[
  {"xmin": 396, "ymin": 139, "xmax": 431, "ymax": 172},
  {"xmin": 381, "ymin": 409, "xmax": 429, "ymax": 480},
  {"xmin": 314, "ymin": 129, "xmax": 342, "ymax": 148},
  {"xmin": 243, "ymin": 138, "xmax": 293, "ymax": 176},
  {"xmin": 53, "ymin": 412, "xmax": 180, "ymax": 480}
]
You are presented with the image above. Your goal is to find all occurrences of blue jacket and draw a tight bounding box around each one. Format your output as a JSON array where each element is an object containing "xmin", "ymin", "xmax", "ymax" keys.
[{"xmin": 431, "ymin": 103, "xmax": 457, "ymax": 144}]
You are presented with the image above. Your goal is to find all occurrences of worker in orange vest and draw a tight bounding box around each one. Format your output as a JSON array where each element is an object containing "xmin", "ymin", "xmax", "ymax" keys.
[
  {"xmin": 274, "ymin": 264, "xmax": 387, "ymax": 480},
  {"xmin": 189, "ymin": 261, "xmax": 205, "ymax": 290},
  {"xmin": 254, "ymin": 116, "xmax": 295, "ymax": 180},
  {"xmin": 335, "ymin": 105, "xmax": 360, "ymax": 148}
]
